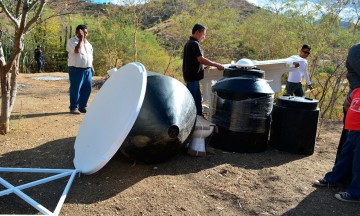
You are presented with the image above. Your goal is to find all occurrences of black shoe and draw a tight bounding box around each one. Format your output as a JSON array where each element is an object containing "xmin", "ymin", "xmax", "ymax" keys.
[
  {"xmin": 335, "ymin": 192, "xmax": 360, "ymax": 203},
  {"xmin": 313, "ymin": 179, "xmax": 336, "ymax": 187},
  {"xmin": 79, "ymin": 108, "xmax": 87, "ymax": 113}
]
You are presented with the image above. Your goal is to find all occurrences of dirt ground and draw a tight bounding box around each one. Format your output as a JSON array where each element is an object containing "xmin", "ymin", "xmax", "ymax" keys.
[{"xmin": 0, "ymin": 72, "xmax": 359, "ymax": 215}]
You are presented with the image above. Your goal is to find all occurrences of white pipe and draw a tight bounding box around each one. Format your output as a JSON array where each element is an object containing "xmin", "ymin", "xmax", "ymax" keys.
[
  {"xmin": 0, "ymin": 167, "xmax": 74, "ymax": 173},
  {"xmin": 0, "ymin": 177, "xmax": 53, "ymax": 215},
  {"xmin": 0, "ymin": 171, "xmax": 73, "ymax": 196},
  {"xmin": 0, "ymin": 167, "xmax": 79, "ymax": 215},
  {"xmin": 53, "ymin": 170, "xmax": 78, "ymax": 215}
]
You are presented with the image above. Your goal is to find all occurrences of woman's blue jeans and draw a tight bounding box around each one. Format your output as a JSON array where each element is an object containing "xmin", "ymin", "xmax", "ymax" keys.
[
  {"xmin": 68, "ymin": 67, "xmax": 92, "ymax": 110},
  {"xmin": 324, "ymin": 130, "xmax": 360, "ymax": 198},
  {"xmin": 186, "ymin": 81, "xmax": 202, "ymax": 115}
]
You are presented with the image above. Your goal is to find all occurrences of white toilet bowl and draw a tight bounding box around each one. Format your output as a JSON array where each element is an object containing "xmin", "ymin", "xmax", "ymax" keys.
[{"xmin": 188, "ymin": 115, "xmax": 215, "ymax": 157}]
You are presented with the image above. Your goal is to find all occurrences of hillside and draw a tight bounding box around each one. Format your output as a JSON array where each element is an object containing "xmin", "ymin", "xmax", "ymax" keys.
[
  {"xmin": 78, "ymin": 0, "xmax": 260, "ymax": 29},
  {"xmin": 146, "ymin": 0, "xmax": 260, "ymax": 34}
]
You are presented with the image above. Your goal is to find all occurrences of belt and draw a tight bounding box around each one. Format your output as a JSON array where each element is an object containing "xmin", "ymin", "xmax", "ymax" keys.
[{"xmin": 69, "ymin": 66, "xmax": 91, "ymax": 69}]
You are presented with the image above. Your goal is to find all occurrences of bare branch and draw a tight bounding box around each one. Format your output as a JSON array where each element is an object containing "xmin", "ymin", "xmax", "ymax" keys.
[
  {"xmin": 0, "ymin": 1, "xmax": 20, "ymax": 27},
  {"xmin": 15, "ymin": 0, "xmax": 21, "ymax": 18},
  {"xmin": 27, "ymin": 12, "xmax": 74, "ymax": 33},
  {"xmin": 28, "ymin": 0, "xmax": 42, "ymax": 12},
  {"xmin": 24, "ymin": 0, "xmax": 46, "ymax": 33},
  {"xmin": 25, "ymin": 1, "xmax": 87, "ymax": 33}
]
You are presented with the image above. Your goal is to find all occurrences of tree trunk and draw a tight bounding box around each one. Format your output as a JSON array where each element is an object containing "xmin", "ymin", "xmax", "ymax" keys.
[
  {"xmin": 133, "ymin": 14, "xmax": 139, "ymax": 62},
  {"xmin": 133, "ymin": 27, "xmax": 138, "ymax": 62},
  {"xmin": 9, "ymin": 55, "xmax": 20, "ymax": 113},
  {"xmin": 0, "ymin": 66, "xmax": 10, "ymax": 135},
  {"xmin": 0, "ymin": 36, "xmax": 21, "ymax": 134},
  {"xmin": 0, "ymin": 41, "xmax": 9, "ymax": 134}
]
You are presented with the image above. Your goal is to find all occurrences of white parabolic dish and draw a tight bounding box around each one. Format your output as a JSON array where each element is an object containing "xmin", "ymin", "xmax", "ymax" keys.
[{"xmin": 73, "ymin": 62, "xmax": 147, "ymax": 174}]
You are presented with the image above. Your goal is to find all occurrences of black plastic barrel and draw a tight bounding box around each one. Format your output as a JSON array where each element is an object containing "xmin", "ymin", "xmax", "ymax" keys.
[
  {"xmin": 269, "ymin": 96, "xmax": 319, "ymax": 155},
  {"xmin": 120, "ymin": 72, "xmax": 196, "ymax": 163},
  {"xmin": 223, "ymin": 66, "xmax": 265, "ymax": 79},
  {"xmin": 209, "ymin": 67, "xmax": 274, "ymax": 153}
]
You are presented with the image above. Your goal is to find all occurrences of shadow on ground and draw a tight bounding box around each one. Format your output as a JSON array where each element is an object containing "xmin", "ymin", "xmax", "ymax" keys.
[
  {"xmin": 10, "ymin": 112, "xmax": 70, "ymax": 120},
  {"xmin": 283, "ymin": 188, "xmax": 360, "ymax": 216},
  {"xmin": 0, "ymin": 137, "xmax": 309, "ymax": 214}
]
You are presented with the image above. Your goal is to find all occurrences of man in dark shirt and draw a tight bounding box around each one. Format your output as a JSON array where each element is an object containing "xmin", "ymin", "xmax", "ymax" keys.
[
  {"xmin": 182, "ymin": 24, "xmax": 224, "ymax": 116},
  {"xmin": 34, "ymin": 45, "xmax": 43, "ymax": 73}
]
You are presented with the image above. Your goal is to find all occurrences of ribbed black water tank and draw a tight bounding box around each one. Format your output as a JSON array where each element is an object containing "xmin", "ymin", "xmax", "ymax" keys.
[
  {"xmin": 209, "ymin": 66, "xmax": 274, "ymax": 153},
  {"xmin": 223, "ymin": 66, "xmax": 265, "ymax": 78},
  {"xmin": 269, "ymin": 96, "xmax": 319, "ymax": 155}
]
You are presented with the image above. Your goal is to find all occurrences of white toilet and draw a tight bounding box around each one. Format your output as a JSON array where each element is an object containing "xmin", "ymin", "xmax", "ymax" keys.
[{"xmin": 187, "ymin": 115, "xmax": 215, "ymax": 157}]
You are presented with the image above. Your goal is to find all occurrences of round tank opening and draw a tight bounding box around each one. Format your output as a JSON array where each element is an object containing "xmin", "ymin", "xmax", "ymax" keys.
[{"xmin": 168, "ymin": 125, "xmax": 180, "ymax": 138}]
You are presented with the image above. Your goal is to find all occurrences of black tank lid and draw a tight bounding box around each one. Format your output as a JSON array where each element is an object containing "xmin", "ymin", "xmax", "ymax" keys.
[
  {"xmin": 212, "ymin": 77, "xmax": 274, "ymax": 95},
  {"xmin": 224, "ymin": 66, "xmax": 265, "ymax": 79},
  {"xmin": 276, "ymin": 96, "xmax": 319, "ymax": 110}
]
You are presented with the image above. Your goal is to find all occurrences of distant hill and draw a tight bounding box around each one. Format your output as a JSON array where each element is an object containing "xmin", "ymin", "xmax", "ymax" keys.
[
  {"xmin": 146, "ymin": 0, "xmax": 260, "ymax": 46},
  {"xmin": 79, "ymin": 0, "xmax": 260, "ymax": 28},
  {"xmin": 144, "ymin": 0, "xmax": 260, "ymax": 28}
]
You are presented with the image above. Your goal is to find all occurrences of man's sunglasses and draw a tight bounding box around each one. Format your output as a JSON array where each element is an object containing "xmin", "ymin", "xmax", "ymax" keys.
[{"xmin": 302, "ymin": 50, "xmax": 310, "ymax": 55}]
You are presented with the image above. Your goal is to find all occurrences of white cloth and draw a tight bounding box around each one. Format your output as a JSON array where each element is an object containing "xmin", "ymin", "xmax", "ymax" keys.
[
  {"xmin": 287, "ymin": 55, "xmax": 311, "ymax": 85},
  {"xmin": 66, "ymin": 36, "xmax": 93, "ymax": 68}
]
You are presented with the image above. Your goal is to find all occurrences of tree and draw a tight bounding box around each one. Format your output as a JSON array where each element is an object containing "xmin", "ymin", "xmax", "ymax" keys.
[
  {"xmin": 150, "ymin": 0, "xmax": 240, "ymax": 78},
  {"xmin": 0, "ymin": 0, "xmax": 84, "ymax": 134},
  {"xmin": 238, "ymin": 0, "xmax": 360, "ymax": 124},
  {"xmin": 120, "ymin": 0, "xmax": 163, "ymax": 62}
]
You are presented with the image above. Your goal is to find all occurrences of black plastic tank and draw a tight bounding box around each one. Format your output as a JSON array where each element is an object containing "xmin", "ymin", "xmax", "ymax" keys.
[
  {"xmin": 223, "ymin": 66, "xmax": 265, "ymax": 79},
  {"xmin": 269, "ymin": 96, "xmax": 319, "ymax": 155},
  {"xmin": 209, "ymin": 67, "xmax": 274, "ymax": 153},
  {"xmin": 120, "ymin": 72, "xmax": 196, "ymax": 163}
]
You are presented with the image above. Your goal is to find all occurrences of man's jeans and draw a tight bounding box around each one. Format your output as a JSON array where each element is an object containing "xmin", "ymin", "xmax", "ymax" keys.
[
  {"xmin": 324, "ymin": 130, "xmax": 360, "ymax": 198},
  {"xmin": 36, "ymin": 59, "xmax": 43, "ymax": 72},
  {"xmin": 69, "ymin": 67, "xmax": 92, "ymax": 110},
  {"xmin": 285, "ymin": 81, "xmax": 304, "ymax": 96},
  {"xmin": 186, "ymin": 81, "xmax": 202, "ymax": 115}
]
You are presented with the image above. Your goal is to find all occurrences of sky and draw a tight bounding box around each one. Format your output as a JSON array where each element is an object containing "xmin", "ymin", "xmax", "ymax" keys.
[
  {"xmin": 246, "ymin": 0, "xmax": 266, "ymax": 7},
  {"xmin": 92, "ymin": 0, "xmax": 112, "ymax": 3},
  {"xmin": 92, "ymin": 0, "xmax": 116, "ymax": 3}
]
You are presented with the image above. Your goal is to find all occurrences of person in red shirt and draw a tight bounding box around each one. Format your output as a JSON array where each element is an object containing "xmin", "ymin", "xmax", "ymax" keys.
[{"xmin": 314, "ymin": 88, "xmax": 360, "ymax": 203}]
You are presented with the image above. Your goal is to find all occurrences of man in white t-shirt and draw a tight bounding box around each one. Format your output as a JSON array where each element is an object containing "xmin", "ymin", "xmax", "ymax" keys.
[
  {"xmin": 285, "ymin": 44, "xmax": 313, "ymax": 96},
  {"xmin": 66, "ymin": 24, "xmax": 95, "ymax": 114}
]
